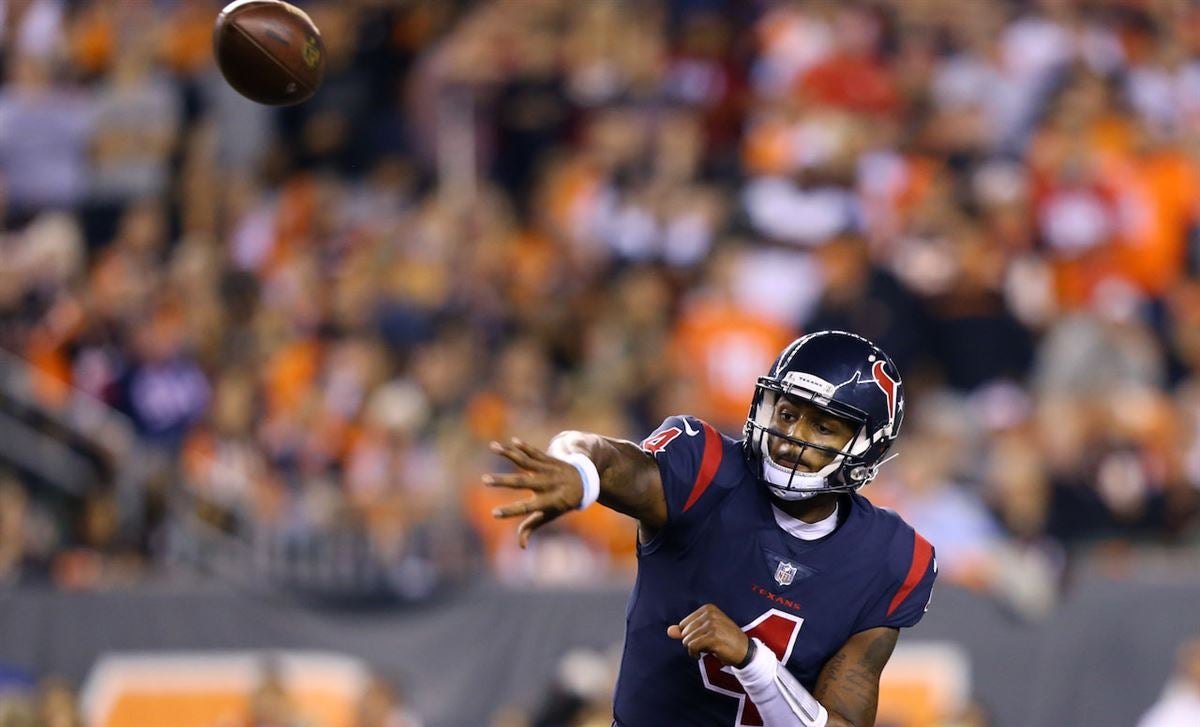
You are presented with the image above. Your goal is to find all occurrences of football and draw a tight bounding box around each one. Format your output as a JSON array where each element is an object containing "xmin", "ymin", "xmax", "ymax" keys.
[{"xmin": 213, "ymin": 0, "xmax": 325, "ymax": 106}]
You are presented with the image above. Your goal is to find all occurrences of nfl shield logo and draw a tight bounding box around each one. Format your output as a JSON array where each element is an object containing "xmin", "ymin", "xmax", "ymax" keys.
[{"xmin": 775, "ymin": 560, "xmax": 798, "ymax": 587}]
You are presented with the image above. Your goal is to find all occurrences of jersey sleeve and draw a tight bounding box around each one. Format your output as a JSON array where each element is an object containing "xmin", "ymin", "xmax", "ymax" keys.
[
  {"xmin": 857, "ymin": 528, "xmax": 938, "ymax": 631},
  {"xmin": 884, "ymin": 531, "xmax": 937, "ymax": 628},
  {"xmin": 638, "ymin": 415, "xmax": 730, "ymax": 544}
]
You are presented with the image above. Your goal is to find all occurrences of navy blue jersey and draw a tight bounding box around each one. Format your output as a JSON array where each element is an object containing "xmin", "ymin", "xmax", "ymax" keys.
[{"xmin": 613, "ymin": 415, "xmax": 937, "ymax": 727}]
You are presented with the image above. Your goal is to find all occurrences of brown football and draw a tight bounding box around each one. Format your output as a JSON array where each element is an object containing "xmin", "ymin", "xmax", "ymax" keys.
[{"xmin": 213, "ymin": 0, "xmax": 325, "ymax": 106}]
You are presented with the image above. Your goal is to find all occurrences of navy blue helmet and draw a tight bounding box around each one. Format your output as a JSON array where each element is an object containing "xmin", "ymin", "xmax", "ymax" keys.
[{"xmin": 743, "ymin": 330, "xmax": 904, "ymax": 499}]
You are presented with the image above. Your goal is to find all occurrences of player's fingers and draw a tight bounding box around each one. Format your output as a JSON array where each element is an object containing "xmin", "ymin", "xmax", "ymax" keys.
[
  {"xmin": 494, "ymin": 490, "xmax": 564, "ymax": 518},
  {"xmin": 517, "ymin": 511, "xmax": 546, "ymax": 550},
  {"xmin": 510, "ymin": 438, "xmax": 564, "ymax": 472},
  {"xmin": 680, "ymin": 617, "xmax": 711, "ymax": 642},
  {"xmin": 677, "ymin": 606, "xmax": 710, "ymax": 631},
  {"xmin": 681, "ymin": 631, "xmax": 711, "ymax": 659},
  {"xmin": 512, "ymin": 438, "xmax": 557, "ymax": 465},
  {"xmin": 666, "ymin": 624, "xmax": 683, "ymax": 640},
  {"xmin": 676, "ymin": 611, "xmax": 700, "ymax": 630},
  {"xmin": 492, "ymin": 498, "xmax": 542, "ymax": 519},
  {"xmin": 681, "ymin": 626, "xmax": 708, "ymax": 645},
  {"xmin": 490, "ymin": 440, "xmax": 542, "ymax": 471},
  {"xmin": 481, "ymin": 472, "xmax": 548, "ymax": 491}
]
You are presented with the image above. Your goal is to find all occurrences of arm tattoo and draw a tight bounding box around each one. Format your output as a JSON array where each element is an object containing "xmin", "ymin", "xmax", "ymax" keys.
[
  {"xmin": 816, "ymin": 652, "xmax": 847, "ymax": 693},
  {"xmin": 814, "ymin": 628, "xmax": 899, "ymax": 726},
  {"xmin": 861, "ymin": 632, "xmax": 896, "ymax": 671}
]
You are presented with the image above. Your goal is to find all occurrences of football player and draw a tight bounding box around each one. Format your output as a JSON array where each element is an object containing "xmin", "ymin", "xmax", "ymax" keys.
[{"xmin": 485, "ymin": 331, "xmax": 937, "ymax": 726}]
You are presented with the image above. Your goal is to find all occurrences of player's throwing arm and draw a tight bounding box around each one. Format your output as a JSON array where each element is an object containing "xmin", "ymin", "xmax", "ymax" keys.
[{"xmin": 484, "ymin": 433, "xmax": 668, "ymax": 548}]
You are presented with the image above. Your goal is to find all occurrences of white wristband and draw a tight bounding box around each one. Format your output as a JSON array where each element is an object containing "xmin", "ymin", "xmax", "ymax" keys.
[
  {"xmin": 557, "ymin": 452, "xmax": 600, "ymax": 510},
  {"xmin": 733, "ymin": 638, "xmax": 829, "ymax": 727}
]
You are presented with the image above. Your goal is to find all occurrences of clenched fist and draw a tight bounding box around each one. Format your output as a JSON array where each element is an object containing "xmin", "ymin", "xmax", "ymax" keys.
[{"xmin": 667, "ymin": 603, "xmax": 752, "ymax": 667}]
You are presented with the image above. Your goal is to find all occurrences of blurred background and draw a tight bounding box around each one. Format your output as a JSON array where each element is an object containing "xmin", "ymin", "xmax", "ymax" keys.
[{"xmin": 1, "ymin": 0, "xmax": 1200, "ymax": 725}]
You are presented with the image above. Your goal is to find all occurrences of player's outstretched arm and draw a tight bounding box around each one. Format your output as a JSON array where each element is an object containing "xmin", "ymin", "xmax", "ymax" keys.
[{"xmin": 485, "ymin": 434, "xmax": 667, "ymax": 548}]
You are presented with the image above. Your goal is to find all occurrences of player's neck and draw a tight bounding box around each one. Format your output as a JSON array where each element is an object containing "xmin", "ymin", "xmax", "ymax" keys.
[{"xmin": 773, "ymin": 493, "xmax": 840, "ymax": 524}]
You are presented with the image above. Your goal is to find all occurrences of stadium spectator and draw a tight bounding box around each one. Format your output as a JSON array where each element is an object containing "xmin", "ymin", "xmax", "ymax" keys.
[
  {"xmin": 354, "ymin": 675, "xmax": 424, "ymax": 727},
  {"xmin": 35, "ymin": 677, "xmax": 82, "ymax": 727},
  {"xmin": 1137, "ymin": 636, "xmax": 1200, "ymax": 727}
]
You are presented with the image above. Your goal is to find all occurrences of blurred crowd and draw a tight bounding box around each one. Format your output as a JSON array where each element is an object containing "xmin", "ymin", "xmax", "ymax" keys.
[
  {"xmin": 1, "ymin": 0, "xmax": 1199, "ymax": 623},
  {"xmin": 0, "ymin": 675, "xmax": 82, "ymax": 727},
  {"xmin": 0, "ymin": 659, "xmax": 422, "ymax": 727}
]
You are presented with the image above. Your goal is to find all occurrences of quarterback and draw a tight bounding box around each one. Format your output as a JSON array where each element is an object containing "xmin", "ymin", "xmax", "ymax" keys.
[{"xmin": 485, "ymin": 331, "xmax": 937, "ymax": 726}]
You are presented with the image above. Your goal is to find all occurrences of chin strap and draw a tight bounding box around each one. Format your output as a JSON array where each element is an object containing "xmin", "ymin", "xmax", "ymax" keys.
[{"xmin": 762, "ymin": 452, "xmax": 836, "ymax": 497}]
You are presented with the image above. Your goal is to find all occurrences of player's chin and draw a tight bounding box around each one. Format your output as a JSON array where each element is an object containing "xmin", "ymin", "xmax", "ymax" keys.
[{"xmin": 773, "ymin": 457, "xmax": 811, "ymax": 473}]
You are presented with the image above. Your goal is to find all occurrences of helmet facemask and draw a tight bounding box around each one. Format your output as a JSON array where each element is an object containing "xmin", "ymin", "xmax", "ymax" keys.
[{"xmin": 744, "ymin": 379, "xmax": 880, "ymax": 500}]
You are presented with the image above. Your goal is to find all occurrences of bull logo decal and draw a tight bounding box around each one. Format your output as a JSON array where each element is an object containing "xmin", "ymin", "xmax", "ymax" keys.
[{"xmin": 872, "ymin": 361, "xmax": 899, "ymax": 427}]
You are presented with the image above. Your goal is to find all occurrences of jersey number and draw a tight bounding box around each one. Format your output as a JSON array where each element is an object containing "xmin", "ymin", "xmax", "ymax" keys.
[
  {"xmin": 641, "ymin": 427, "xmax": 681, "ymax": 454},
  {"xmin": 699, "ymin": 609, "xmax": 805, "ymax": 727}
]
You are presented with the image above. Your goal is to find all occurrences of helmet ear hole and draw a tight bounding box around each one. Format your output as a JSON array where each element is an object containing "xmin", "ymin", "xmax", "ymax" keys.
[{"xmin": 849, "ymin": 466, "xmax": 870, "ymax": 482}]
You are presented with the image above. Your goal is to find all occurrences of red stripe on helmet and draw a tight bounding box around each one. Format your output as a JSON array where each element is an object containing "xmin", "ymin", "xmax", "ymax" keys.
[{"xmin": 872, "ymin": 360, "xmax": 898, "ymax": 424}]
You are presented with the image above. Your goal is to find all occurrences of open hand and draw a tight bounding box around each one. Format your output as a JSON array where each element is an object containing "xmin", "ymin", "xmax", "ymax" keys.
[
  {"xmin": 484, "ymin": 438, "xmax": 586, "ymax": 549},
  {"xmin": 667, "ymin": 603, "xmax": 752, "ymax": 666}
]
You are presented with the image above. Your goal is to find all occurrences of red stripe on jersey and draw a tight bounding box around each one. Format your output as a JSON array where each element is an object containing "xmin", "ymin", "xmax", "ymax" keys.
[
  {"xmin": 887, "ymin": 532, "xmax": 933, "ymax": 617},
  {"xmin": 682, "ymin": 421, "xmax": 723, "ymax": 513}
]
